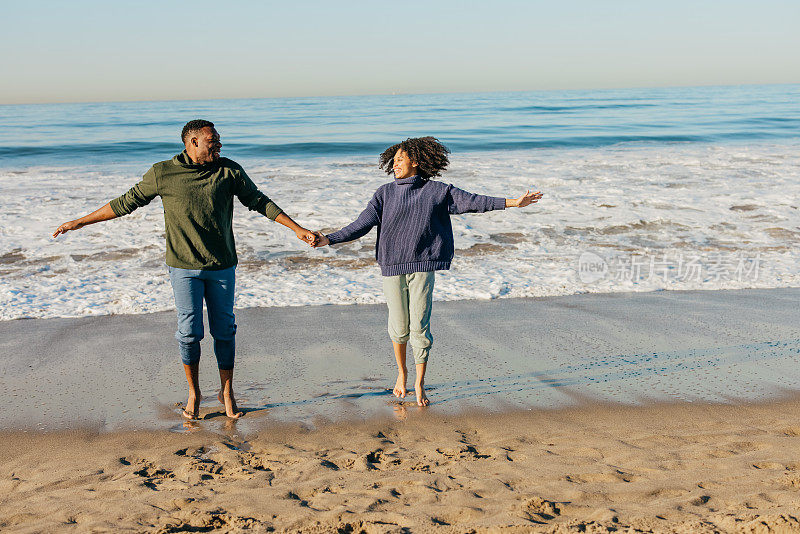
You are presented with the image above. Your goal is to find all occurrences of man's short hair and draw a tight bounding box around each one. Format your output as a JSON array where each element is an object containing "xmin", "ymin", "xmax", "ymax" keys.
[{"xmin": 181, "ymin": 119, "xmax": 215, "ymax": 144}]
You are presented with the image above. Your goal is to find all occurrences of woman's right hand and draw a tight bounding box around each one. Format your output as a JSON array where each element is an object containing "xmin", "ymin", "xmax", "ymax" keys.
[{"xmin": 312, "ymin": 231, "xmax": 330, "ymax": 247}]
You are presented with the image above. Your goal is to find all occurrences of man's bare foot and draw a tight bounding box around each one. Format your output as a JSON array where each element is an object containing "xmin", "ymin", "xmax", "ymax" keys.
[
  {"xmin": 218, "ymin": 390, "xmax": 243, "ymax": 419},
  {"xmin": 183, "ymin": 394, "xmax": 201, "ymax": 420},
  {"xmin": 415, "ymin": 382, "xmax": 429, "ymax": 407},
  {"xmin": 393, "ymin": 371, "xmax": 408, "ymax": 398}
]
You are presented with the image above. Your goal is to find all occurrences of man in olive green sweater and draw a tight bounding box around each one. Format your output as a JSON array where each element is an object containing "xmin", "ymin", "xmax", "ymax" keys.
[{"xmin": 53, "ymin": 120, "xmax": 317, "ymax": 420}]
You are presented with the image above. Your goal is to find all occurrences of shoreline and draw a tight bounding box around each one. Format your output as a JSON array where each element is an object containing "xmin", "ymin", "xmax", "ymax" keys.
[
  {"xmin": 4, "ymin": 283, "xmax": 799, "ymax": 323},
  {"xmin": 1, "ymin": 287, "xmax": 799, "ymax": 433}
]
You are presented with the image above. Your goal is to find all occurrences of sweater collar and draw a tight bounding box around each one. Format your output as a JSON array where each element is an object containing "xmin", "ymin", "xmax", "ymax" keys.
[
  {"xmin": 172, "ymin": 150, "xmax": 216, "ymax": 169},
  {"xmin": 394, "ymin": 175, "xmax": 423, "ymax": 185}
]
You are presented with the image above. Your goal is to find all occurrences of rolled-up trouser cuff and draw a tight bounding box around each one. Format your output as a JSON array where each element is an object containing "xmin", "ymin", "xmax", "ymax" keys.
[
  {"xmin": 213, "ymin": 338, "xmax": 235, "ymax": 370},
  {"xmin": 179, "ymin": 340, "xmax": 201, "ymax": 366},
  {"xmin": 389, "ymin": 333, "xmax": 410, "ymax": 344},
  {"xmin": 412, "ymin": 346, "xmax": 429, "ymax": 364},
  {"xmin": 387, "ymin": 336, "xmax": 430, "ymax": 364}
]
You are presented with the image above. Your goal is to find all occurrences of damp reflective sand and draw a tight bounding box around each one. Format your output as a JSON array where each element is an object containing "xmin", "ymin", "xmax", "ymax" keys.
[{"xmin": 0, "ymin": 288, "xmax": 798, "ymax": 433}]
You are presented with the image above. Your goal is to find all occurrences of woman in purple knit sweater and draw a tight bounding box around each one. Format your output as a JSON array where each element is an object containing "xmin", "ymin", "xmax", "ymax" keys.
[{"xmin": 313, "ymin": 137, "xmax": 542, "ymax": 406}]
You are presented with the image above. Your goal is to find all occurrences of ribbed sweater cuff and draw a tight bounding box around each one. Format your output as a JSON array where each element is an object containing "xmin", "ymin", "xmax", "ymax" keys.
[
  {"xmin": 325, "ymin": 232, "xmax": 345, "ymax": 245},
  {"xmin": 492, "ymin": 196, "xmax": 507, "ymax": 210},
  {"xmin": 109, "ymin": 197, "xmax": 129, "ymax": 217},
  {"xmin": 264, "ymin": 202, "xmax": 283, "ymax": 221}
]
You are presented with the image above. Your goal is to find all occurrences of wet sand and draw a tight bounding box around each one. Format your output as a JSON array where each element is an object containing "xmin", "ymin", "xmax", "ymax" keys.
[{"xmin": 0, "ymin": 288, "xmax": 799, "ymax": 432}]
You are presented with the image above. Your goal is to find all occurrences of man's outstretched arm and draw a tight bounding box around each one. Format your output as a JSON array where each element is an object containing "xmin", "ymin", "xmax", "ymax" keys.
[
  {"xmin": 53, "ymin": 203, "xmax": 118, "ymax": 237},
  {"xmin": 232, "ymin": 166, "xmax": 317, "ymax": 245},
  {"xmin": 54, "ymin": 166, "xmax": 158, "ymax": 238},
  {"xmin": 274, "ymin": 212, "xmax": 318, "ymax": 245}
]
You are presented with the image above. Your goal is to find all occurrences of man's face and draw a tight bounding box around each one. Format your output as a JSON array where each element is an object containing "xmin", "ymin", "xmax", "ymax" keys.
[{"xmin": 190, "ymin": 126, "xmax": 222, "ymax": 164}]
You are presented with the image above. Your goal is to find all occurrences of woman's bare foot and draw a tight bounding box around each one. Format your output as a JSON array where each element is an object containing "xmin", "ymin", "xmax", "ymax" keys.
[
  {"xmin": 182, "ymin": 420, "xmax": 200, "ymax": 430},
  {"xmin": 392, "ymin": 403, "xmax": 408, "ymax": 420},
  {"xmin": 415, "ymin": 381, "xmax": 429, "ymax": 407},
  {"xmin": 218, "ymin": 390, "xmax": 243, "ymax": 419},
  {"xmin": 393, "ymin": 371, "xmax": 408, "ymax": 398},
  {"xmin": 183, "ymin": 394, "xmax": 201, "ymax": 420}
]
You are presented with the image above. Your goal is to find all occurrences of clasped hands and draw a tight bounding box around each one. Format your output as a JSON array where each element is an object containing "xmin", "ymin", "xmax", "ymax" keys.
[{"xmin": 295, "ymin": 229, "xmax": 329, "ymax": 248}]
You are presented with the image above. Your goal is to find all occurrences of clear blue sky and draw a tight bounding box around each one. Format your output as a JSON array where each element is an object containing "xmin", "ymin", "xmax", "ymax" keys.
[{"xmin": 2, "ymin": 0, "xmax": 798, "ymax": 104}]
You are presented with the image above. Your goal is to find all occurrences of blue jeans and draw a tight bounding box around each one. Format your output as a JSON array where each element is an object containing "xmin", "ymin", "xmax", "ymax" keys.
[{"xmin": 168, "ymin": 266, "xmax": 237, "ymax": 370}]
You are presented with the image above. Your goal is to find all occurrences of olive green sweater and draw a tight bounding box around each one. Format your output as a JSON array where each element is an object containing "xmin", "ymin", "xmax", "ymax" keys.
[{"xmin": 110, "ymin": 151, "xmax": 283, "ymax": 270}]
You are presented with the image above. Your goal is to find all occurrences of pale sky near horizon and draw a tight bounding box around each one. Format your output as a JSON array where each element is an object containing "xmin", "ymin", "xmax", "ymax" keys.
[{"xmin": 2, "ymin": 0, "xmax": 799, "ymax": 105}]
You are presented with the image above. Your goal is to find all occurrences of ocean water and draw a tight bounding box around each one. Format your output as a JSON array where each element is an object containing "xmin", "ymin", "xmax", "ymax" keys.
[{"xmin": 1, "ymin": 84, "xmax": 799, "ymax": 320}]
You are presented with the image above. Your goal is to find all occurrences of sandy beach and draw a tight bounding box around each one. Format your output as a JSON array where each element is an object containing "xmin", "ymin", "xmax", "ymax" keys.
[
  {"xmin": 2, "ymin": 288, "xmax": 800, "ymax": 532},
  {"xmin": 2, "ymin": 1, "xmax": 799, "ymax": 529},
  {"xmin": 3, "ymin": 399, "xmax": 800, "ymax": 532}
]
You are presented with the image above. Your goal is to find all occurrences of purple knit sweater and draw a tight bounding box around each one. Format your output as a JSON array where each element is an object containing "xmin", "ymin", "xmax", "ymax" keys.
[{"xmin": 326, "ymin": 176, "xmax": 506, "ymax": 276}]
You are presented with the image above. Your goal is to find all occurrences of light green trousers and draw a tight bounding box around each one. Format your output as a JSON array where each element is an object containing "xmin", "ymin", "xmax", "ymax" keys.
[{"xmin": 382, "ymin": 271, "xmax": 435, "ymax": 364}]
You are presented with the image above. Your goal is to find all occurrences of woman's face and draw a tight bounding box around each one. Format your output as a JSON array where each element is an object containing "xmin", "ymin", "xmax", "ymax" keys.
[{"xmin": 392, "ymin": 149, "xmax": 417, "ymax": 180}]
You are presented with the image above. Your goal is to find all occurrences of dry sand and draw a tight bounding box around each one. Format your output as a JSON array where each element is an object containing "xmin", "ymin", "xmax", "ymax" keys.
[{"xmin": 2, "ymin": 399, "xmax": 800, "ymax": 533}]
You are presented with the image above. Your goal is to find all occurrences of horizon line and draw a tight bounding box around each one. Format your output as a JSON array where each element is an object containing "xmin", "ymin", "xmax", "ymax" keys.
[{"xmin": 1, "ymin": 81, "xmax": 798, "ymax": 108}]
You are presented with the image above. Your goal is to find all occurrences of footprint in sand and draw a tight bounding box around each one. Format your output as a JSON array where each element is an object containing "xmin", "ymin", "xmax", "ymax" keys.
[
  {"xmin": 284, "ymin": 491, "xmax": 326, "ymax": 512},
  {"xmin": 730, "ymin": 441, "xmax": 769, "ymax": 453},
  {"xmin": 319, "ymin": 459, "xmax": 339, "ymax": 470},
  {"xmin": 436, "ymin": 444, "xmax": 490, "ymax": 460},
  {"xmin": 131, "ymin": 460, "xmax": 174, "ymax": 490},
  {"xmin": 782, "ymin": 475, "xmax": 800, "ymax": 488},
  {"xmin": 688, "ymin": 495, "xmax": 711, "ymax": 506},
  {"xmin": 752, "ymin": 462, "xmax": 786, "ymax": 470},
  {"xmin": 374, "ymin": 431, "xmax": 395, "ymax": 445},
  {"xmin": 233, "ymin": 451, "xmax": 272, "ymax": 473},
  {"xmin": 518, "ymin": 496, "xmax": 561, "ymax": 522},
  {"xmin": 646, "ymin": 488, "xmax": 690, "ymax": 499},
  {"xmin": 564, "ymin": 470, "xmax": 634, "ymax": 484},
  {"xmin": 175, "ymin": 445, "xmax": 269, "ymax": 481},
  {"xmin": 156, "ymin": 510, "xmax": 268, "ymax": 532},
  {"xmin": 410, "ymin": 462, "xmax": 432, "ymax": 473}
]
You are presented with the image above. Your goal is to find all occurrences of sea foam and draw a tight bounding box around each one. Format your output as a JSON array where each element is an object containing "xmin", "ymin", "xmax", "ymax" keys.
[{"xmin": 2, "ymin": 141, "xmax": 798, "ymax": 320}]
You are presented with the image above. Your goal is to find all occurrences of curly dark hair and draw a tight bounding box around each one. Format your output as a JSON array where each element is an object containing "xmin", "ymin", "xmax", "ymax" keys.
[
  {"xmin": 378, "ymin": 137, "xmax": 450, "ymax": 180},
  {"xmin": 181, "ymin": 119, "xmax": 215, "ymax": 144}
]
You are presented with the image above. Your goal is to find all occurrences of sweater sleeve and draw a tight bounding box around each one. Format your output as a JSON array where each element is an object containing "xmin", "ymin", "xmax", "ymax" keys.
[
  {"xmin": 446, "ymin": 184, "xmax": 506, "ymax": 215},
  {"xmin": 109, "ymin": 166, "xmax": 159, "ymax": 216},
  {"xmin": 326, "ymin": 192, "xmax": 381, "ymax": 245},
  {"xmin": 233, "ymin": 167, "xmax": 284, "ymax": 221}
]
